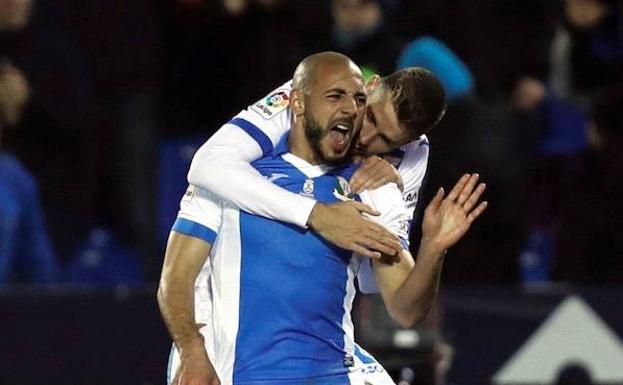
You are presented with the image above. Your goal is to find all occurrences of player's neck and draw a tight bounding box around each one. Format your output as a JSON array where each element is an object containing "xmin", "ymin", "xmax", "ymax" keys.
[{"xmin": 288, "ymin": 127, "xmax": 323, "ymax": 165}]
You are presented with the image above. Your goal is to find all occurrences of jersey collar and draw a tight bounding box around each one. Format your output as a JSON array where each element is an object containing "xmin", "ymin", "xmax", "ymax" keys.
[{"xmin": 274, "ymin": 133, "xmax": 335, "ymax": 178}]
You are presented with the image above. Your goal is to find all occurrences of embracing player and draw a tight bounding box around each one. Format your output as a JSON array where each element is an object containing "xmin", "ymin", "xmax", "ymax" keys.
[
  {"xmin": 159, "ymin": 52, "xmax": 487, "ymax": 385},
  {"xmin": 185, "ymin": 56, "xmax": 447, "ymax": 259}
]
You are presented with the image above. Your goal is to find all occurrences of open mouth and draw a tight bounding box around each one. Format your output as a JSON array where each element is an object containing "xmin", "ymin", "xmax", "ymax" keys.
[{"xmin": 329, "ymin": 121, "xmax": 353, "ymax": 153}]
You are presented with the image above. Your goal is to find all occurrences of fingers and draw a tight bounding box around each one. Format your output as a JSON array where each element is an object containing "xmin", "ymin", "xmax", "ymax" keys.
[
  {"xmin": 350, "ymin": 201, "xmax": 380, "ymax": 216},
  {"xmin": 363, "ymin": 219, "xmax": 400, "ymax": 244},
  {"xmin": 359, "ymin": 175, "xmax": 388, "ymax": 193},
  {"xmin": 467, "ymin": 201, "xmax": 488, "ymax": 223},
  {"xmin": 350, "ymin": 156, "xmax": 397, "ymax": 193},
  {"xmin": 462, "ymin": 183, "xmax": 486, "ymax": 212},
  {"xmin": 350, "ymin": 156, "xmax": 381, "ymax": 193},
  {"xmin": 350, "ymin": 210, "xmax": 402, "ymax": 256},
  {"xmin": 456, "ymin": 174, "xmax": 480, "ymax": 205},
  {"xmin": 359, "ymin": 236, "xmax": 401, "ymax": 256},
  {"xmin": 350, "ymin": 243, "xmax": 382, "ymax": 260},
  {"xmin": 446, "ymin": 173, "xmax": 471, "ymax": 202}
]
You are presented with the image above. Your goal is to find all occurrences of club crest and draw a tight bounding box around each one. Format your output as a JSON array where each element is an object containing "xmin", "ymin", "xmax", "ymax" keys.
[
  {"xmin": 333, "ymin": 176, "xmax": 354, "ymax": 201},
  {"xmin": 301, "ymin": 179, "xmax": 314, "ymax": 197}
]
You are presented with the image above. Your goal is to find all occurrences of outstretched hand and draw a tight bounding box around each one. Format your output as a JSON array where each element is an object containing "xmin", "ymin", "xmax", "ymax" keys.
[{"xmin": 421, "ymin": 174, "xmax": 487, "ymax": 253}]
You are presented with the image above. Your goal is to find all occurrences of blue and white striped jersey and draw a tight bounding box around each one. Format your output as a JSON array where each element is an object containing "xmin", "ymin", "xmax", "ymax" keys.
[{"xmin": 171, "ymin": 136, "xmax": 407, "ymax": 385}]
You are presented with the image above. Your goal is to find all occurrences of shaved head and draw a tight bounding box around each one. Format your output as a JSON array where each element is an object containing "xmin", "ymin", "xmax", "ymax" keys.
[{"xmin": 292, "ymin": 52, "xmax": 363, "ymax": 94}]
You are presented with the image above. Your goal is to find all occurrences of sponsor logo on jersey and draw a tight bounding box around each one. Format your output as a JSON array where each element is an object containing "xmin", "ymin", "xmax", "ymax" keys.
[
  {"xmin": 250, "ymin": 90, "xmax": 290, "ymax": 120},
  {"xmin": 343, "ymin": 354, "xmax": 355, "ymax": 367},
  {"xmin": 405, "ymin": 191, "xmax": 417, "ymax": 202}
]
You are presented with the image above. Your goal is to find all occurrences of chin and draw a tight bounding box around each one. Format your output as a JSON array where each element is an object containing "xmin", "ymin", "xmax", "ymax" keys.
[{"xmin": 322, "ymin": 152, "xmax": 349, "ymax": 166}]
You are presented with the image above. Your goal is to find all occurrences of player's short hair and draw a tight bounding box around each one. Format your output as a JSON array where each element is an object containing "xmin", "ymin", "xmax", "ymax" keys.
[{"xmin": 381, "ymin": 67, "xmax": 447, "ymax": 138}]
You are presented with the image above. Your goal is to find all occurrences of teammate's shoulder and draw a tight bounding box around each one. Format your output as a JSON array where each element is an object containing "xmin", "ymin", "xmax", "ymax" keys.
[
  {"xmin": 247, "ymin": 80, "xmax": 293, "ymax": 121},
  {"xmin": 404, "ymin": 135, "xmax": 429, "ymax": 151},
  {"xmin": 400, "ymin": 135, "xmax": 430, "ymax": 161}
]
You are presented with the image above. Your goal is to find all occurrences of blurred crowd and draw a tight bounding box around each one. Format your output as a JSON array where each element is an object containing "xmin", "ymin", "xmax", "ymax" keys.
[{"xmin": 0, "ymin": 0, "xmax": 621, "ymax": 286}]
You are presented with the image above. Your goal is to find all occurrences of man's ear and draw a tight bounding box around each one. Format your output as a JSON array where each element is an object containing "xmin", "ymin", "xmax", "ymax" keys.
[
  {"xmin": 365, "ymin": 75, "xmax": 381, "ymax": 93},
  {"xmin": 290, "ymin": 90, "xmax": 305, "ymax": 115}
]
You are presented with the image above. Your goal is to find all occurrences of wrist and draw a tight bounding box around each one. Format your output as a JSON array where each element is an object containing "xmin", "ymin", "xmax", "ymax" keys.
[
  {"xmin": 177, "ymin": 333, "xmax": 206, "ymax": 358},
  {"xmin": 418, "ymin": 237, "xmax": 447, "ymax": 260},
  {"xmin": 307, "ymin": 202, "xmax": 326, "ymax": 230}
]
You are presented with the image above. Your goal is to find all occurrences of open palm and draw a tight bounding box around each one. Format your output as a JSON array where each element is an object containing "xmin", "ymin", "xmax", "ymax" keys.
[{"xmin": 422, "ymin": 174, "xmax": 487, "ymax": 252}]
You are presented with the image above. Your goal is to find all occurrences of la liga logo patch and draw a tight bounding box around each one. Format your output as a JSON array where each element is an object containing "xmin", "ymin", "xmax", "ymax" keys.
[
  {"xmin": 265, "ymin": 91, "xmax": 289, "ymax": 108},
  {"xmin": 251, "ymin": 89, "xmax": 290, "ymax": 119}
]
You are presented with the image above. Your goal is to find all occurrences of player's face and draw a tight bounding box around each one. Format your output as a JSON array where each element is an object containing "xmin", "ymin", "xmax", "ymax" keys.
[
  {"xmin": 354, "ymin": 90, "xmax": 412, "ymax": 156},
  {"xmin": 303, "ymin": 63, "xmax": 366, "ymax": 165}
]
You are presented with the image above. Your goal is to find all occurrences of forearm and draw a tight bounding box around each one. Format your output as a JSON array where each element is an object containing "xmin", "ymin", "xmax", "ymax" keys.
[
  {"xmin": 188, "ymin": 132, "xmax": 316, "ymax": 228},
  {"xmin": 391, "ymin": 245, "xmax": 445, "ymax": 327},
  {"xmin": 157, "ymin": 232, "xmax": 210, "ymax": 355},
  {"xmin": 158, "ymin": 275, "xmax": 204, "ymax": 353}
]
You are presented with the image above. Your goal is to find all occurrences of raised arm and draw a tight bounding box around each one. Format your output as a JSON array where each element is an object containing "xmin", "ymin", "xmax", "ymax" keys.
[{"xmin": 372, "ymin": 173, "xmax": 487, "ymax": 327}]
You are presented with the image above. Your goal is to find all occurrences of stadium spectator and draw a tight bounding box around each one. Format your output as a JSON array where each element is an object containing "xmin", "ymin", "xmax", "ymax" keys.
[
  {"xmin": 0, "ymin": 59, "xmax": 58, "ymax": 285},
  {"xmin": 54, "ymin": 0, "xmax": 162, "ymax": 276},
  {"xmin": 553, "ymin": 0, "xmax": 623, "ymax": 98},
  {"xmin": 0, "ymin": 0, "xmax": 99, "ymax": 260},
  {"xmin": 330, "ymin": 0, "xmax": 405, "ymax": 77}
]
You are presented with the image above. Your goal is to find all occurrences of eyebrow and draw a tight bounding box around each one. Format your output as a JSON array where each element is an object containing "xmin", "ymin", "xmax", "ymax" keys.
[{"xmin": 324, "ymin": 88, "xmax": 367, "ymax": 98}]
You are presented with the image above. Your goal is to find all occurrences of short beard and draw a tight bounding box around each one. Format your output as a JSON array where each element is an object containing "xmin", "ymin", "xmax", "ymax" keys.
[{"xmin": 303, "ymin": 109, "xmax": 345, "ymax": 166}]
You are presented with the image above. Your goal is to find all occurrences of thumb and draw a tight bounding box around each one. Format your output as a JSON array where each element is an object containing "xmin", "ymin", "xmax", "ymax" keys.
[{"xmin": 350, "ymin": 201, "xmax": 379, "ymax": 216}]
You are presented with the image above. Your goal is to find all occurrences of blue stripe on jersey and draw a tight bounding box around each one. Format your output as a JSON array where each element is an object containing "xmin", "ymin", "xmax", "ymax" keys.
[
  {"xmin": 171, "ymin": 217, "xmax": 217, "ymax": 244},
  {"xmin": 354, "ymin": 344, "xmax": 376, "ymax": 364},
  {"xmin": 229, "ymin": 117, "xmax": 274, "ymax": 157}
]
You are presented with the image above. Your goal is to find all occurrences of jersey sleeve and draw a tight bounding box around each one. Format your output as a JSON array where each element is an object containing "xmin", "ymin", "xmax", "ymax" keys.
[
  {"xmin": 356, "ymin": 182, "xmax": 411, "ymax": 293},
  {"xmin": 397, "ymin": 136, "xmax": 430, "ymax": 223},
  {"xmin": 186, "ymin": 80, "xmax": 317, "ymax": 229},
  {"xmin": 172, "ymin": 185, "xmax": 224, "ymax": 245}
]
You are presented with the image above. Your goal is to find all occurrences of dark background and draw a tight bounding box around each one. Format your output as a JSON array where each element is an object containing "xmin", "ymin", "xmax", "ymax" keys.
[{"xmin": 1, "ymin": 0, "xmax": 623, "ymax": 384}]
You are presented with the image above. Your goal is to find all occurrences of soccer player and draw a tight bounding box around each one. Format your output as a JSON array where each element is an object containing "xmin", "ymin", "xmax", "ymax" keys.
[
  {"xmin": 159, "ymin": 52, "xmax": 487, "ymax": 385},
  {"xmin": 186, "ymin": 55, "xmax": 446, "ymax": 259}
]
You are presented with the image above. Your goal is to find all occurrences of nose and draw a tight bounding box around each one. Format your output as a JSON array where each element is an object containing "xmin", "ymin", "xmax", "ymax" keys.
[{"xmin": 339, "ymin": 96, "xmax": 358, "ymax": 118}]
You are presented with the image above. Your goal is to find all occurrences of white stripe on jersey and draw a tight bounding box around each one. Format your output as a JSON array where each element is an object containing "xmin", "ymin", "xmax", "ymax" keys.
[
  {"xmin": 210, "ymin": 205, "xmax": 243, "ymax": 385},
  {"xmin": 341, "ymin": 255, "xmax": 360, "ymax": 362},
  {"xmin": 397, "ymin": 136, "xmax": 430, "ymax": 216}
]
